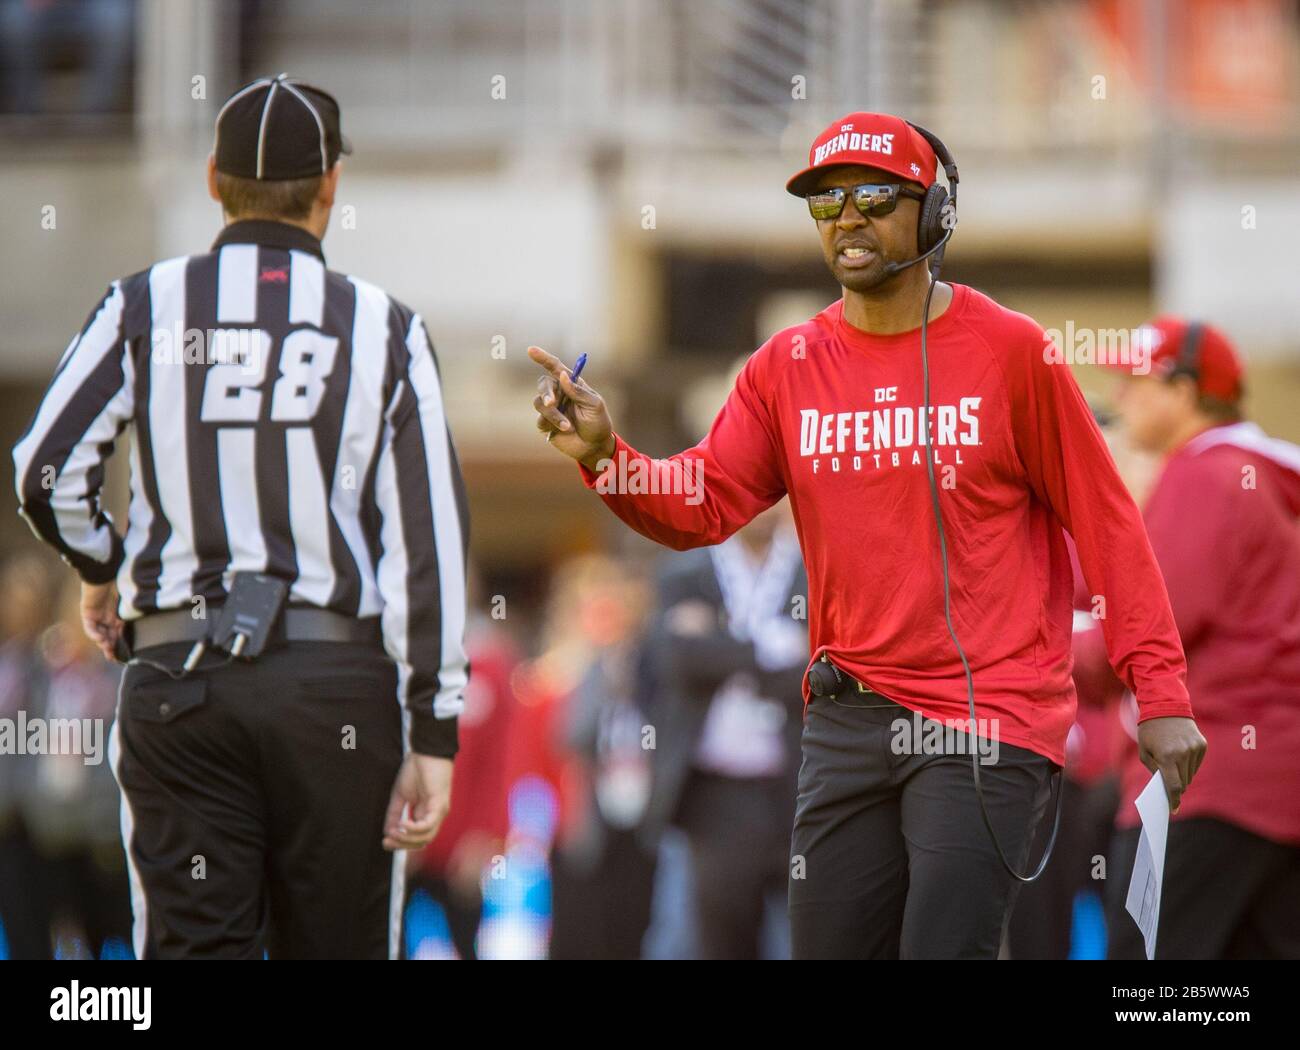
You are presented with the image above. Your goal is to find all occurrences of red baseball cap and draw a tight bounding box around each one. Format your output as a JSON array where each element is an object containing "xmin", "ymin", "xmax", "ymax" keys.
[
  {"xmin": 1129, "ymin": 316, "xmax": 1244, "ymax": 402},
  {"xmin": 786, "ymin": 112, "xmax": 938, "ymax": 197}
]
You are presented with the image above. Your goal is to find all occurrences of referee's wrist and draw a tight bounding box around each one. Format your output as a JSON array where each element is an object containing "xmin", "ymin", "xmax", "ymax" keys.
[{"xmin": 409, "ymin": 714, "xmax": 459, "ymax": 759}]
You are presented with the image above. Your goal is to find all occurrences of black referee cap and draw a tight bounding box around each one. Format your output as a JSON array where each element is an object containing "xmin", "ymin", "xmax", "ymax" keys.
[{"xmin": 214, "ymin": 74, "xmax": 352, "ymax": 181}]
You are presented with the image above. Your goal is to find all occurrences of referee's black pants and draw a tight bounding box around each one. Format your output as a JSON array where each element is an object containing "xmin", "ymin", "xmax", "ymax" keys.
[
  {"xmin": 110, "ymin": 641, "xmax": 405, "ymax": 960},
  {"xmin": 788, "ymin": 691, "xmax": 1057, "ymax": 959}
]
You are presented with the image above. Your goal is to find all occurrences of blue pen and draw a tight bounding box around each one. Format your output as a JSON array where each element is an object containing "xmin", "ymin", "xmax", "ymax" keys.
[{"xmin": 556, "ymin": 352, "xmax": 588, "ymax": 415}]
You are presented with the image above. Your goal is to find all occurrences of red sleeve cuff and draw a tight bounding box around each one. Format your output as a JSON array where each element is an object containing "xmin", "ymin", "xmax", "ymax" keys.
[
  {"xmin": 1133, "ymin": 673, "xmax": 1195, "ymax": 722},
  {"xmin": 1135, "ymin": 700, "xmax": 1196, "ymax": 723},
  {"xmin": 577, "ymin": 433, "xmax": 629, "ymax": 489}
]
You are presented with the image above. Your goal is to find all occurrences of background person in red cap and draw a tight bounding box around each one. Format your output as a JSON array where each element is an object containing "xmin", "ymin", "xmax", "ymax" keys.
[
  {"xmin": 1084, "ymin": 317, "xmax": 1300, "ymax": 958},
  {"xmin": 528, "ymin": 112, "xmax": 1206, "ymax": 959}
]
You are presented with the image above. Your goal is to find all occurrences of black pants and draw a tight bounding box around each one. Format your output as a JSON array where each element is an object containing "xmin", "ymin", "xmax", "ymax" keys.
[
  {"xmin": 111, "ymin": 641, "xmax": 404, "ymax": 959},
  {"xmin": 1106, "ymin": 818, "xmax": 1300, "ymax": 960},
  {"xmin": 0, "ymin": 821, "xmax": 52, "ymax": 959},
  {"xmin": 548, "ymin": 827, "xmax": 658, "ymax": 960},
  {"xmin": 676, "ymin": 770, "xmax": 793, "ymax": 960},
  {"xmin": 1005, "ymin": 775, "xmax": 1119, "ymax": 959},
  {"xmin": 788, "ymin": 692, "xmax": 1057, "ymax": 959}
]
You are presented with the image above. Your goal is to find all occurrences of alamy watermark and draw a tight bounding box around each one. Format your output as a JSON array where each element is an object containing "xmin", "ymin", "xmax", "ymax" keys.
[
  {"xmin": 593, "ymin": 451, "xmax": 705, "ymax": 506},
  {"xmin": 890, "ymin": 710, "xmax": 1000, "ymax": 765},
  {"xmin": 0, "ymin": 711, "xmax": 105, "ymax": 765},
  {"xmin": 150, "ymin": 322, "xmax": 268, "ymax": 373},
  {"xmin": 50, "ymin": 981, "xmax": 150, "ymax": 1030},
  {"xmin": 1042, "ymin": 322, "xmax": 1154, "ymax": 375}
]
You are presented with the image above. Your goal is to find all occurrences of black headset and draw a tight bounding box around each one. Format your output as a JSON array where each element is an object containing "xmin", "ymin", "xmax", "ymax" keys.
[
  {"xmin": 904, "ymin": 120, "xmax": 1065, "ymax": 883},
  {"xmin": 1168, "ymin": 320, "xmax": 1205, "ymax": 385},
  {"xmin": 883, "ymin": 121, "xmax": 961, "ymax": 276}
]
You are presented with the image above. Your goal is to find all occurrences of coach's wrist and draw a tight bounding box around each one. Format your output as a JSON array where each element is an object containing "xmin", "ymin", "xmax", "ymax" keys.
[
  {"xmin": 579, "ymin": 434, "xmax": 618, "ymax": 470},
  {"xmin": 409, "ymin": 714, "xmax": 459, "ymax": 759},
  {"xmin": 578, "ymin": 434, "xmax": 617, "ymax": 474}
]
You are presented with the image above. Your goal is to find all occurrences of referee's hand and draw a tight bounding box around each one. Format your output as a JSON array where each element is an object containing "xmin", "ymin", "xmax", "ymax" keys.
[
  {"xmin": 529, "ymin": 345, "xmax": 615, "ymax": 472},
  {"xmin": 382, "ymin": 754, "xmax": 453, "ymax": 851},
  {"xmin": 81, "ymin": 581, "xmax": 123, "ymax": 662}
]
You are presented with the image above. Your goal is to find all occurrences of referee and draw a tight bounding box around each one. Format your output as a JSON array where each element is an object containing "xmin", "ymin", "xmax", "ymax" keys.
[{"xmin": 11, "ymin": 75, "xmax": 470, "ymax": 960}]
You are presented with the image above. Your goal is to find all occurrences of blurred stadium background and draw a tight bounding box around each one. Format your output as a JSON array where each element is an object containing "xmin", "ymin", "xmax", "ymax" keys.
[{"xmin": 1, "ymin": 0, "xmax": 1297, "ymax": 959}]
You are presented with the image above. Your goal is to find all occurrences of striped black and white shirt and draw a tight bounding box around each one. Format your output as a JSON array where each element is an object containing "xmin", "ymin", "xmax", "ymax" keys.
[{"xmin": 12, "ymin": 220, "xmax": 469, "ymax": 757}]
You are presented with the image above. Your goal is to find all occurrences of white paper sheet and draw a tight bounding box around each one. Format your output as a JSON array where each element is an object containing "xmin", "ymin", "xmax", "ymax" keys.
[{"xmin": 1125, "ymin": 771, "xmax": 1171, "ymax": 960}]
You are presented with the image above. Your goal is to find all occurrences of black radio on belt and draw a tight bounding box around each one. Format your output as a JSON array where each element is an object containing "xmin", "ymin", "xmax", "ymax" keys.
[
  {"xmin": 210, "ymin": 572, "xmax": 289, "ymax": 658},
  {"xmin": 807, "ymin": 654, "xmax": 847, "ymax": 698},
  {"xmin": 178, "ymin": 572, "xmax": 289, "ymax": 672}
]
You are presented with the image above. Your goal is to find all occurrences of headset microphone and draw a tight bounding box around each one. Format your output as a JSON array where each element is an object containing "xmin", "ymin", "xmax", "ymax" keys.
[{"xmin": 882, "ymin": 224, "xmax": 954, "ymax": 277}]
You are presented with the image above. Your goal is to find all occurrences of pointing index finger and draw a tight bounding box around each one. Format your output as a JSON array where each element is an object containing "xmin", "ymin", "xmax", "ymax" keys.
[{"xmin": 528, "ymin": 345, "xmax": 567, "ymax": 379}]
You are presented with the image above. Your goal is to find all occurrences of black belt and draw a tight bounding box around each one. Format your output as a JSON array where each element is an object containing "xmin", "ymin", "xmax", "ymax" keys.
[
  {"xmin": 131, "ymin": 606, "xmax": 381, "ymax": 651},
  {"xmin": 807, "ymin": 656, "xmax": 883, "ymax": 700}
]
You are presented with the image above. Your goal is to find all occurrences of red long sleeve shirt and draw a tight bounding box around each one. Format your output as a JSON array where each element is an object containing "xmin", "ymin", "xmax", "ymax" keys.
[{"xmin": 579, "ymin": 286, "xmax": 1192, "ymax": 765}]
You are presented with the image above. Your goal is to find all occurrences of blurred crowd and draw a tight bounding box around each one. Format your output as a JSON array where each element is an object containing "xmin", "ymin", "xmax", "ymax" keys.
[{"xmin": 0, "ymin": 555, "xmax": 131, "ymax": 959}]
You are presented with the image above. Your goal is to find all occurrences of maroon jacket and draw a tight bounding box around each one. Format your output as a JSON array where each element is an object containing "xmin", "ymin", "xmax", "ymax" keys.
[{"xmin": 1077, "ymin": 422, "xmax": 1300, "ymax": 844}]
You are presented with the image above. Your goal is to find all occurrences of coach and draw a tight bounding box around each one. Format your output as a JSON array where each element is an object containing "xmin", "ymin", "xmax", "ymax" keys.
[
  {"xmin": 529, "ymin": 112, "xmax": 1206, "ymax": 959},
  {"xmin": 12, "ymin": 75, "xmax": 470, "ymax": 959}
]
